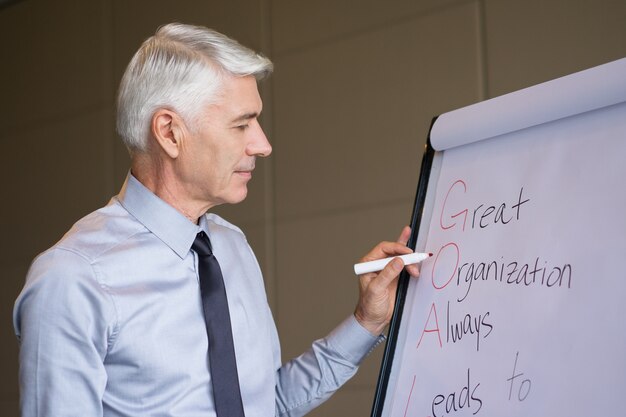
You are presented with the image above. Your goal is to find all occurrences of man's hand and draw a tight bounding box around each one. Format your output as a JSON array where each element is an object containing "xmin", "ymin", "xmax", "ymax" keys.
[{"xmin": 354, "ymin": 226, "xmax": 420, "ymax": 335}]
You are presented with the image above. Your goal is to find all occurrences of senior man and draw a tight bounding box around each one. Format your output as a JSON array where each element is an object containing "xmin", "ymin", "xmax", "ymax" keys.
[{"xmin": 14, "ymin": 23, "xmax": 419, "ymax": 417}]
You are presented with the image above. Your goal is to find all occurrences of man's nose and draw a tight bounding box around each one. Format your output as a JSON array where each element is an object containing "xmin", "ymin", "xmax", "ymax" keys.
[{"xmin": 248, "ymin": 120, "xmax": 272, "ymax": 157}]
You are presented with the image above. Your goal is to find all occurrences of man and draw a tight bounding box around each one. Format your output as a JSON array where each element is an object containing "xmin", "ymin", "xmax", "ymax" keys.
[{"xmin": 13, "ymin": 23, "xmax": 419, "ymax": 416}]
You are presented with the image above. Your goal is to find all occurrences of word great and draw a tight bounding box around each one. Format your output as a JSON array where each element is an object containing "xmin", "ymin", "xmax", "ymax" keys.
[{"xmin": 440, "ymin": 180, "xmax": 530, "ymax": 232}]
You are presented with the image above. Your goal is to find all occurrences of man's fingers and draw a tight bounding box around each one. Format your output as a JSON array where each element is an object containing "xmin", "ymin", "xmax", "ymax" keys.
[
  {"xmin": 380, "ymin": 241, "xmax": 413, "ymax": 257},
  {"xmin": 359, "ymin": 241, "xmax": 412, "ymax": 264},
  {"xmin": 394, "ymin": 227, "xmax": 421, "ymax": 277},
  {"xmin": 405, "ymin": 263, "xmax": 421, "ymax": 278},
  {"xmin": 396, "ymin": 226, "xmax": 411, "ymax": 245},
  {"xmin": 359, "ymin": 227, "xmax": 413, "ymax": 263},
  {"xmin": 373, "ymin": 257, "xmax": 404, "ymax": 289}
]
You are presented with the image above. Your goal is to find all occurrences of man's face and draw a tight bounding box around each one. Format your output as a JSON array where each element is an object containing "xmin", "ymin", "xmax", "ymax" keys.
[{"xmin": 178, "ymin": 75, "xmax": 271, "ymax": 208}]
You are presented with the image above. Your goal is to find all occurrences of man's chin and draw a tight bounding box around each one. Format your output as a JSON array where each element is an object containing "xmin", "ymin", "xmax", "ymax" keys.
[{"xmin": 224, "ymin": 188, "xmax": 249, "ymax": 205}]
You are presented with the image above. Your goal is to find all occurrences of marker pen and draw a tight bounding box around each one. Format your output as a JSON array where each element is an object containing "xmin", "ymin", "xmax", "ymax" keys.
[{"xmin": 354, "ymin": 252, "xmax": 433, "ymax": 275}]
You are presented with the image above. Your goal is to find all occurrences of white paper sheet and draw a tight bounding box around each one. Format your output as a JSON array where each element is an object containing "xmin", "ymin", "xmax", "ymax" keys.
[{"xmin": 381, "ymin": 58, "xmax": 626, "ymax": 417}]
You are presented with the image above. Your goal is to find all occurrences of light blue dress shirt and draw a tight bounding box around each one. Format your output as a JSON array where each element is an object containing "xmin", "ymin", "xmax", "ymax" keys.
[{"xmin": 14, "ymin": 174, "xmax": 383, "ymax": 417}]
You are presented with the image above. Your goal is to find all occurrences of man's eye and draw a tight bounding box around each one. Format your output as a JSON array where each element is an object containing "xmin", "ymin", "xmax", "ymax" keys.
[{"xmin": 236, "ymin": 124, "xmax": 249, "ymax": 130}]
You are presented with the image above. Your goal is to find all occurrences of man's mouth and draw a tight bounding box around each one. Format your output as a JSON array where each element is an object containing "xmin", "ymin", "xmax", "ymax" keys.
[{"xmin": 235, "ymin": 167, "xmax": 254, "ymax": 178}]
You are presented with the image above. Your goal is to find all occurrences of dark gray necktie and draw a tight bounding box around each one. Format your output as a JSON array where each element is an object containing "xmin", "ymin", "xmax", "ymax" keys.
[{"xmin": 192, "ymin": 231, "xmax": 245, "ymax": 417}]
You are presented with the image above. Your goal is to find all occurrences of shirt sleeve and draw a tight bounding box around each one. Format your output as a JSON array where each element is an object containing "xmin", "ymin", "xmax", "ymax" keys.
[
  {"xmin": 274, "ymin": 314, "xmax": 385, "ymax": 417},
  {"xmin": 13, "ymin": 248, "xmax": 116, "ymax": 417}
]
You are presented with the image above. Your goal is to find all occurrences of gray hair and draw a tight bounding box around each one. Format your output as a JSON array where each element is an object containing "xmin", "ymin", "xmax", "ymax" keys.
[{"xmin": 116, "ymin": 23, "xmax": 273, "ymax": 153}]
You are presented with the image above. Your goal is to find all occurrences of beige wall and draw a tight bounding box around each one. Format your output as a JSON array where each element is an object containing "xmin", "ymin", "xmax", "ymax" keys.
[{"xmin": 1, "ymin": 0, "xmax": 624, "ymax": 415}]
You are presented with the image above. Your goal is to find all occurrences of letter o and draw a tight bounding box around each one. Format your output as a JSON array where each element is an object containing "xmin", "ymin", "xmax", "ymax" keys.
[
  {"xmin": 432, "ymin": 242, "xmax": 460, "ymax": 290},
  {"xmin": 519, "ymin": 379, "xmax": 531, "ymax": 401}
]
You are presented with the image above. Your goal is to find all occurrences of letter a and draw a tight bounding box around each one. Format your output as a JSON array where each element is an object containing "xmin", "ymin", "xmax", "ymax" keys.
[{"xmin": 416, "ymin": 302, "xmax": 443, "ymax": 349}]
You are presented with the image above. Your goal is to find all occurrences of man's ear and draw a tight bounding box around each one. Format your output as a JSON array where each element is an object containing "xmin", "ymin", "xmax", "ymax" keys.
[{"xmin": 151, "ymin": 109, "xmax": 184, "ymax": 159}]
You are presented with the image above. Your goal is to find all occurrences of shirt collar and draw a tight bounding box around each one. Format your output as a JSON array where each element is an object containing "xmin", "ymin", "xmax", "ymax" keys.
[{"xmin": 117, "ymin": 173, "xmax": 202, "ymax": 259}]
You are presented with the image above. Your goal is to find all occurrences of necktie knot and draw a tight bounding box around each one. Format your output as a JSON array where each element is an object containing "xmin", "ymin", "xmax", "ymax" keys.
[{"xmin": 192, "ymin": 232, "xmax": 212, "ymax": 257}]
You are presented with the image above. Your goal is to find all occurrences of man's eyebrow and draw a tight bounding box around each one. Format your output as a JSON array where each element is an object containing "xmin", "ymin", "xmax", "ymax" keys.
[{"xmin": 231, "ymin": 112, "xmax": 259, "ymax": 123}]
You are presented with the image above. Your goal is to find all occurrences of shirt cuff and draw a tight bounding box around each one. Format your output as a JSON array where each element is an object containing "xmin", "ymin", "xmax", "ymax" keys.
[{"xmin": 325, "ymin": 315, "xmax": 386, "ymax": 366}]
